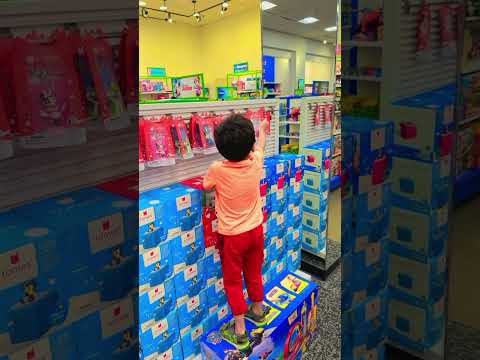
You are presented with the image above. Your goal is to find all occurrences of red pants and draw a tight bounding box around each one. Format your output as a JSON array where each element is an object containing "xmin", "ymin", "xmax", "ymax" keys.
[{"xmin": 217, "ymin": 224, "xmax": 265, "ymax": 316}]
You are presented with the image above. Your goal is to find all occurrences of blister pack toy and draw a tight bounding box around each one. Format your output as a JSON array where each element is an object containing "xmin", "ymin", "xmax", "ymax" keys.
[
  {"xmin": 141, "ymin": 116, "xmax": 176, "ymax": 167},
  {"xmin": 170, "ymin": 117, "xmax": 194, "ymax": 160},
  {"xmin": 119, "ymin": 22, "xmax": 139, "ymax": 108},
  {"xmin": 0, "ymin": 38, "xmax": 16, "ymax": 129},
  {"xmin": 199, "ymin": 116, "xmax": 217, "ymax": 154},
  {"xmin": 12, "ymin": 35, "xmax": 86, "ymax": 135},
  {"xmin": 190, "ymin": 114, "xmax": 205, "ymax": 153}
]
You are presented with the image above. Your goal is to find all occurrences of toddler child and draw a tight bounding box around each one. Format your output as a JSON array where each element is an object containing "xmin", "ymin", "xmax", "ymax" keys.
[{"xmin": 203, "ymin": 114, "xmax": 269, "ymax": 349}]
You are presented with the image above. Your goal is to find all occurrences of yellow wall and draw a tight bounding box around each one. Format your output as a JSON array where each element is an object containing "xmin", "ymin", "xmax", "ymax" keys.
[
  {"xmin": 139, "ymin": 18, "xmax": 202, "ymax": 77},
  {"xmin": 139, "ymin": 6, "xmax": 262, "ymax": 97}
]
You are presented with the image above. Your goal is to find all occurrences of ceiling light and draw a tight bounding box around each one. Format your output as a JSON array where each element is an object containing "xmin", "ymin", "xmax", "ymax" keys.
[
  {"xmin": 323, "ymin": 40, "xmax": 328, "ymax": 44},
  {"xmin": 167, "ymin": 13, "xmax": 173, "ymax": 23},
  {"xmin": 261, "ymin": 1, "xmax": 277, "ymax": 11},
  {"xmin": 139, "ymin": 1, "xmax": 146, "ymax": 6},
  {"xmin": 220, "ymin": 9, "xmax": 225, "ymax": 14},
  {"xmin": 160, "ymin": 0, "xmax": 167, "ymax": 11},
  {"xmin": 222, "ymin": 1, "xmax": 229, "ymax": 9},
  {"xmin": 325, "ymin": 26, "xmax": 337, "ymax": 32},
  {"xmin": 298, "ymin": 17, "xmax": 319, "ymax": 24}
]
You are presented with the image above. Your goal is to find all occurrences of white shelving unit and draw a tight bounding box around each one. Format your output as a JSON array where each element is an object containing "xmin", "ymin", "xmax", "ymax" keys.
[{"xmin": 139, "ymin": 99, "xmax": 280, "ymax": 192}]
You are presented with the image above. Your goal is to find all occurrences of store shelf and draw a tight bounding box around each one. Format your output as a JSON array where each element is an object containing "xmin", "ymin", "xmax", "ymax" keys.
[
  {"xmin": 342, "ymin": 40, "xmax": 383, "ymax": 48},
  {"xmin": 279, "ymin": 135, "xmax": 300, "ymax": 139},
  {"xmin": 454, "ymin": 168, "xmax": 480, "ymax": 206},
  {"xmin": 342, "ymin": 75, "xmax": 382, "ymax": 82},
  {"xmin": 264, "ymin": 82, "xmax": 280, "ymax": 85},
  {"xmin": 279, "ymin": 121, "xmax": 301, "ymax": 125},
  {"xmin": 0, "ymin": 126, "xmax": 136, "ymax": 209},
  {"xmin": 460, "ymin": 113, "xmax": 480, "ymax": 126}
]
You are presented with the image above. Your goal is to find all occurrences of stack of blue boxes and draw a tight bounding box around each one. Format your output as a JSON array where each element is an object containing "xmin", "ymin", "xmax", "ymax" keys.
[
  {"xmin": 0, "ymin": 187, "xmax": 138, "ymax": 360},
  {"xmin": 301, "ymin": 139, "xmax": 331, "ymax": 254},
  {"xmin": 138, "ymin": 154, "xmax": 305, "ymax": 360},
  {"xmin": 341, "ymin": 116, "xmax": 394, "ymax": 360},
  {"xmin": 262, "ymin": 154, "xmax": 305, "ymax": 287},
  {"xmin": 387, "ymin": 85, "xmax": 453, "ymax": 353}
]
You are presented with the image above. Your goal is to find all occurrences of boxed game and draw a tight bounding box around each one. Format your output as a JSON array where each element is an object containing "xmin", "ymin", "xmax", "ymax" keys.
[{"xmin": 201, "ymin": 272, "xmax": 319, "ymax": 360}]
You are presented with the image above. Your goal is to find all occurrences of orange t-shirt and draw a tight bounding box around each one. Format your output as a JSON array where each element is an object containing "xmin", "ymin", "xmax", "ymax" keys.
[{"xmin": 203, "ymin": 149, "xmax": 264, "ymax": 236}]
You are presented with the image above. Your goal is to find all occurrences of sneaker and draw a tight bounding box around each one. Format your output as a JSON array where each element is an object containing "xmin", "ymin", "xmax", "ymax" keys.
[
  {"xmin": 245, "ymin": 305, "xmax": 270, "ymax": 326},
  {"xmin": 220, "ymin": 321, "xmax": 250, "ymax": 350}
]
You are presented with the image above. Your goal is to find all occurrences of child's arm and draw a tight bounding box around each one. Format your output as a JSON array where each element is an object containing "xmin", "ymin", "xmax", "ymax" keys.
[
  {"xmin": 203, "ymin": 162, "xmax": 217, "ymax": 190},
  {"xmin": 254, "ymin": 119, "xmax": 269, "ymax": 152}
]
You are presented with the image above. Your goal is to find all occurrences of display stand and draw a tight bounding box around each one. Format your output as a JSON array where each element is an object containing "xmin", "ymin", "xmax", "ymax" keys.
[
  {"xmin": 226, "ymin": 70, "xmax": 263, "ymax": 99},
  {"xmin": 139, "ymin": 99, "xmax": 280, "ymax": 192}
]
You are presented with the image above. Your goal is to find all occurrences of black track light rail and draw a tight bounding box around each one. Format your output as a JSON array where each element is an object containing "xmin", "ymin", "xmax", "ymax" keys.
[{"xmin": 140, "ymin": 0, "xmax": 230, "ymax": 18}]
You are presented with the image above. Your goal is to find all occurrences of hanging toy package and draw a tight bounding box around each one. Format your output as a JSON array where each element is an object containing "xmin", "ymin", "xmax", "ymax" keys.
[
  {"xmin": 12, "ymin": 33, "xmax": 87, "ymax": 148},
  {"xmin": 170, "ymin": 117, "xmax": 194, "ymax": 160},
  {"xmin": 119, "ymin": 22, "xmax": 138, "ymax": 112},
  {"xmin": 139, "ymin": 120, "xmax": 146, "ymax": 171},
  {"xmin": 439, "ymin": 5, "xmax": 457, "ymax": 58},
  {"xmin": 142, "ymin": 116, "xmax": 176, "ymax": 167},
  {"xmin": 199, "ymin": 116, "xmax": 217, "ymax": 154},
  {"xmin": 84, "ymin": 30, "xmax": 129, "ymax": 130},
  {"xmin": 416, "ymin": 3, "xmax": 433, "ymax": 61},
  {"xmin": 190, "ymin": 113, "xmax": 207, "ymax": 153},
  {"xmin": 248, "ymin": 107, "xmax": 266, "ymax": 138},
  {"xmin": 213, "ymin": 114, "xmax": 225, "ymax": 130},
  {"xmin": 264, "ymin": 109, "xmax": 272, "ymax": 135},
  {"xmin": 0, "ymin": 95, "xmax": 13, "ymax": 160},
  {"xmin": 325, "ymin": 103, "xmax": 334, "ymax": 126},
  {"xmin": 0, "ymin": 38, "xmax": 16, "ymax": 132}
]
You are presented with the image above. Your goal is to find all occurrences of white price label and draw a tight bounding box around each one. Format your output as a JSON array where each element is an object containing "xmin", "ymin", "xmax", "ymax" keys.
[
  {"xmin": 152, "ymin": 319, "xmax": 168, "ymax": 338},
  {"xmin": 276, "ymin": 163, "xmax": 285, "ymax": 174},
  {"xmin": 142, "ymin": 247, "xmax": 160, "ymax": 267}
]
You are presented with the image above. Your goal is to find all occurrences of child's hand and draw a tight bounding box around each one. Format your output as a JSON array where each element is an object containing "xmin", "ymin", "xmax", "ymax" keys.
[{"xmin": 260, "ymin": 119, "xmax": 269, "ymax": 133}]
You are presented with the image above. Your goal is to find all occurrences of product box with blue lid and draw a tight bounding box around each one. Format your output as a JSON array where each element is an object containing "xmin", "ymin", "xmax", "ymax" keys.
[
  {"xmin": 177, "ymin": 290, "xmax": 209, "ymax": 333},
  {"xmin": 303, "ymin": 190, "xmax": 328, "ymax": 214},
  {"xmin": 204, "ymin": 304, "xmax": 231, "ymax": 334},
  {"xmin": 138, "ymin": 240, "xmax": 173, "ymax": 288},
  {"xmin": 201, "ymin": 272, "xmax": 319, "ymax": 360},
  {"xmin": 287, "ymin": 179, "xmax": 303, "ymax": 207},
  {"xmin": 390, "ymin": 155, "xmax": 451, "ymax": 212},
  {"xmin": 74, "ymin": 296, "xmax": 138, "ymax": 360},
  {"xmin": 276, "ymin": 153, "xmax": 305, "ymax": 179},
  {"xmin": 389, "ymin": 205, "xmax": 448, "ymax": 262},
  {"xmin": 142, "ymin": 184, "xmax": 202, "ymax": 237},
  {"xmin": 170, "ymin": 225, "xmax": 205, "ymax": 273},
  {"xmin": 139, "ymin": 194, "xmax": 167, "ymax": 250},
  {"xmin": 138, "ymin": 277, "xmax": 176, "ymax": 327},
  {"xmin": 174, "ymin": 258, "xmax": 207, "ymax": 306},
  {"xmin": 388, "ymin": 295, "xmax": 445, "ymax": 353}
]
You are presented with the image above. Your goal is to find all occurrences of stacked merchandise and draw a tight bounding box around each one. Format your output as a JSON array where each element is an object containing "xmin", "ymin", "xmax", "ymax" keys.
[
  {"xmin": 138, "ymin": 155, "xmax": 304, "ymax": 360},
  {"xmin": 341, "ymin": 116, "xmax": 394, "ymax": 360},
  {"xmin": 0, "ymin": 186, "xmax": 138, "ymax": 359},
  {"xmin": 387, "ymin": 85, "xmax": 453, "ymax": 353},
  {"xmin": 301, "ymin": 139, "xmax": 332, "ymax": 255}
]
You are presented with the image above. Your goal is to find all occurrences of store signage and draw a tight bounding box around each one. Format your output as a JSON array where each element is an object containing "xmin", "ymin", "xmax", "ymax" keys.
[
  {"xmin": 172, "ymin": 74, "xmax": 204, "ymax": 98},
  {"xmin": 147, "ymin": 67, "xmax": 166, "ymax": 77},
  {"xmin": 234, "ymin": 62, "xmax": 249, "ymax": 73},
  {"xmin": 263, "ymin": 56, "xmax": 275, "ymax": 82}
]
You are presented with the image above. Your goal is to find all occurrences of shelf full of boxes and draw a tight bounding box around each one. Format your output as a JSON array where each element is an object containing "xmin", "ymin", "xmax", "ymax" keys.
[
  {"xmin": 138, "ymin": 98, "xmax": 322, "ymax": 360},
  {"xmin": 0, "ymin": 2, "xmax": 142, "ymax": 360}
]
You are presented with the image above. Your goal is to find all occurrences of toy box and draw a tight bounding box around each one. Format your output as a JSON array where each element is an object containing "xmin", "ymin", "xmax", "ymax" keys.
[
  {"xmin": 388, "ymin": 296, "xmax": 445, "ymax": 352},
  {"xmin": 302, "ymin": 210, "xmax": 327, "ymax": 235},
  {"xmin": 140, "ymin": 309, "xmax": 178, "ymax": 358},
  {"xmin": 342, "ymin": 289, "xmax": 388, "ymax": 332},
  {"xmin": 303, "ymin": 191, "xmax": 328, "ymax": 214},
  {"xmin": 205, "ymin": 247, "xmax": 222, "ymax": 286},
  {"xmin": 342, "ymin": 317, "xmax": 386, "ymax": 360},
  {"xmin": 170, "ymin": 226, "xmax": 205, "ymax": 274},
  {"xmin": 138, "ymin": 240, "xmax": 173, "ymax": 288},
  {"xmin": 304, "ymin": 170, "xmax": 329, "ymax": 194},
  {"xmin": 388, "ymin": 253, "xmax": 447, "ymax": 306},
  {"xmin": 207, "ymin": 278, "xmax": 227, "ymax": 313},
  {"xmin": 74, "ymin": 296, "xmax": 138, "ymax": 360},
  {"xmin": 174, "ymin": 258, "xmax": 207, "ymax": 306},
  {"xmin": 201, "ymin": 272, "xmax": 319, "ymax": 360},
  {"xmin": 302, "ymin": 140, "xmax": 331, "ymax": 173},
  {"xmin": 286, "ymin": 228, "xmax": 302, "ymax": 251},
  {"xmin": 287, "ymin": 249, "xmax": 301, "ymax": 272},
  {"xmin": 205, "ymin": 304, "xmax": 231, "ymax": 334},
  {"xmin": 390, "ymin": 155, "xmax": 451, "ymax": 212},
  {"xmin": 389, "ymin": 205, "xmax": 448, "ymax": 262},
  {"xmin": 286, "ymin": 204, "xmax": 302, "ymax": 229},
  {"xmin": 302, "ymin": 228, "xmax": 327, "ymax": 254},
  {"xmin": 177, "ymin": 290, "xmax": 209, "ymax": 333},
  {"xmin": 181, "ymin": 322, "xmax": 206, "ymax": 360},
  {"xmin": 138, "ymin": 277, "xmax": 176, "ymax": 327}
]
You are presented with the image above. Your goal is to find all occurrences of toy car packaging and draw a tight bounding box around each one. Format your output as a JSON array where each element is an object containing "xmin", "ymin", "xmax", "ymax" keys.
[
  {"xmin": 11, "ymin": 33, "xmax": 86, "ymax": 135},
  {"xmin": 83, "ymin": 30, "xmax": 127, "ymax": 126},
  {"xmin": 141, "ymin": 116, "xmax": 176, "ymax": 167},
  {"xmin": 201, "ymin": 272, "xmax": 319, "ymax": 360}
]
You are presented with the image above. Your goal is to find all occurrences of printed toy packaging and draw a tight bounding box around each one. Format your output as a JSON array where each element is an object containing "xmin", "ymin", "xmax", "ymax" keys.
[
  {"xmin": 201, "ymin": 272, "xmax": 319, "ymax": 360},
  {"xmin": 11, "ymin": 35, "xmax": 86, "ymax": 135},
  {"xmin": 119, "ymin": 22, "xmax": 139, "ymax": 109},
  {"xmin": 170, "ymin": 117, "xmax": 194, "ymax": 160},
  {"xmin": 0, "ymin": 38, "xmax": 16, "ymax": 128},
  {"xmin": 141, "ymin": 116, "xmax": 176, "ymax": 167}
]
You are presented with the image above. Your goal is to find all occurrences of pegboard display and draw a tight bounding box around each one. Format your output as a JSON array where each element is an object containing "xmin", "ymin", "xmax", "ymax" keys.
[
  {"xmin": 383, "ymin": 0, "xmax": 460, "ymax": 103},
  {"xmin": 300, "ymin": 95, "xmax": 336, "ymax": 149},
  {"xmin": 139, "ymin": 99, "xmax": 280, "ymax": 192}
]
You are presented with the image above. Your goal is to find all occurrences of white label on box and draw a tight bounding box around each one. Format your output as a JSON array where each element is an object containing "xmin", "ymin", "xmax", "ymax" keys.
[
  {"xmin": 181, "ymin": 230, "xmax": 196, "ymax": 247},
  {"xmin": 277, "ymin": 163, "xmax": 284, "ymax": 174},
  {"xmin": 191, "ymin": 325, "xmax": 204, "ymax": 341},
  {"xmin": 365, "ymin": 297, "xmax": 381, "ymax": 321},
  {"xmin": 437, "ymin": 206, "xmax": 449, "ymax": 227},
  {"xmin": 0, "ymin": 243, "xmax": 38, "ymax": 291},
  {"xmin": 213, "ymin": 250, "xmax": 221, "ymax": 263},
  {"xmin": 355, "ymin": 236, "xmax": 368, "ymax": 252},
  {"xmin": 184, "ymin": 264, "xmax": 198, "ymax": 281},
  {"xmin": 152, "ymin": 318, "xmax": 169, "ymax": 339},
  {"xmin": 277, "ymin": 189, "xmax": 285, "ymax": 200},
  {"xmin": 9, "ymin": 337, "xmax": 52, "ymax": 360},
  {"xmin": 168, "ymin": 227, "xmax": 181, "ymax": 240},
  {"xmin": 293, "ymin": 230, "xmax": 299, "ymax": 240},
  {"xmin": 277, "ymin": 214, "xmax": 285, "ymax": 225},
  {"xmin": 444, "ymin": 105, "xmax": 454, "ymax": 125},
  {"xmin": 440, "ymin": 156, "xmax": 451, "ymax": 178},
  {"xmin": 295, "ymin": 158, "xmax": 302, "ymax": 168},
  {"xmin": 211, "ymin": 219, "xmax": 219, "ymax": 232},
  {"xmin": 365, "ymin": 243, "xmax": 381, "ymax": 266},
  {"xmin": 294, "ymin": 182, "xmax": 301, "ymax": 193},
  {"xmin": 141, "ymin": 320, "xmax": 154, "ymax": 334},
  {"xmin": 276, "ymin": 238, "xmax": 283, "ymax": 250},
  {"xmin": 215, "ymin": 278, "xmax": 224, "ymax": 293},
  {"xmin": 158, "ymin": 348, "xmax": 174, "ymax": 360},
  {"xmin": 293, "ymin": 206, "xmax": 300, "ymax": 216},
  {"xmin": 209, "ymin": 305, "xmax": 219, "ymax": 315},
  {"xmin": 368, "ymin": 186, "xmax": 383, "ymax": 211},
  {"xmin": 143, "ymin": 247, "xmax": 160, "ymax": 267},
  {"xmin": 187, "ymin": 295, "xmax": 200, "ymax": 312},
  {"xmin": 176, "ymin": 194, "xmax": 192, "ymax": 211},
  {"xmin": 371, "ymin": 128, "xmax": 385, "ymax": 150},
  {"xmin": 100, "ymin": 298, "xmax": 134, "ymax": 339},
  {"xmin": 291, "ymin": 250, "xmax": 299, "ymax": 261},
  {"xmin": 271, "ymin": 184, "xmax": 278, "ymax": 193},
  {"xmin": 139, "ymin": 207, "xmax": 155, "ymax": 227},
  {"xmin": 277, "ymin": 262, "xmax": 284, "ymax": 273},
  {"xmin": 148, "ymin": 283, "xmax": 165, "ymax": 304},
  {"xmin": 218, "ymin": 305, "xmax": 228, "ymax": 320},
  {"xmin": 88, "ymin": 213, "xmax": 125, "ymax": 254}
]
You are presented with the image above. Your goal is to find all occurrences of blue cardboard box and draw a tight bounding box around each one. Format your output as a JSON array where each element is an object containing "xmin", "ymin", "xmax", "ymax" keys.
[
  {"xmin": 138, "ymin": 277, "xmax": 176, "ymax": 326},
  {"xmin": 201, "ymin": 272, "xmax": 319, "ymax": 360},
  {"xmin": 302, "ymin": 140, "xmax": 331, "ymax": 173},
  {"xmin": 170, "ymin": 226, "xmax": 205, "ymax": 274},
  {"xmin": 174, "ymin": 258, "xmax": 207, "ymax": 305},
  {"xmin": 177, "ymin": 290, "xmax": 209, "ymax": 333},
  {"xmin": 138, "ymin": 240, "xmax": 173, "ymax": 288}
]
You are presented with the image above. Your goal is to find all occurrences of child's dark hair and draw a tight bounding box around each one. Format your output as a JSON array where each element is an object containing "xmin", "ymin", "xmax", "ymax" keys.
[{"xmin": 214, "ymin": 114, "xmax": 255, "ymax": 161}]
